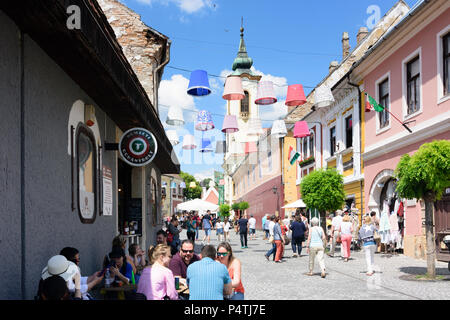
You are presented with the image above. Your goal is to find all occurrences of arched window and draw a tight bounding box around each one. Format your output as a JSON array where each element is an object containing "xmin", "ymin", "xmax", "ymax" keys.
[
  {"xmin": 240, "ymin": 91, "xmax": 249, "ymax": 113},
  {"xmin": 76, "ymin": 123, "xmax": 97, "ymax": 224}
]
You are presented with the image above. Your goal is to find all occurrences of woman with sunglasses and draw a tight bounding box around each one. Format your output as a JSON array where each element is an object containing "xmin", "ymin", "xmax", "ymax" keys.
[{"xmin": 216, "ymin": 242, "xmax": 245, "ymax": 300}]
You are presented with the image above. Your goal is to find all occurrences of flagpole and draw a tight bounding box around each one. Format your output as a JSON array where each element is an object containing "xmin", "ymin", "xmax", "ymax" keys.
[{"xmin": 384, "ymin": 109, "xmax": 413, "ymax": 134}]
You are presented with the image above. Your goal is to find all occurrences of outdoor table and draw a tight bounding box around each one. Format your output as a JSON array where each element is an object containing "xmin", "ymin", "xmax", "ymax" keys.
[
  {"xmin": 100, "ymin": 284, "xmax": 137, "ymax": 300},
  {"xmin": 176, "ymin": 279, "xmax": 189, "ymax": 299}
]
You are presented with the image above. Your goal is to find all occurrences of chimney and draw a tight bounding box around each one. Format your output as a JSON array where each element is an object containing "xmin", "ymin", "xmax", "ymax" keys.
[
  {"xmin": 357, "ymin": 27, "xmax": 369, "ymax": 45},
  {"xmin": 342, "ymin": 32, "xmax": 350, "ymax": 60},
  {"xmin": 329, "ymin": 61, "xmax": 339, "ymax": 74}
]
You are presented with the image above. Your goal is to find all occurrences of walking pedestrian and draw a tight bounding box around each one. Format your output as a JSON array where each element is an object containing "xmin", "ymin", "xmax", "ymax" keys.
[
  {"xmin": 264, "ymin": 215, "xmax": 277, "ymax": 261},
  {"xmin": 238, "ymin": 214, "xmax": 249, "ymax": 248},
  {"xmin": 358, "ymin": 215, "xmax": 377, "ymax": 276},
  {"xmin": 202, "ymin": 210, "xmax": 212, "ymax": 245},
  {"xmin": 273, "ymin": 217, "xmax": 284, "ymax": 263},
  {"xmin": 168, "ymin": 216, "xmax": 181, "ymax": 255},
  {"xmin": 248, "ymin": 214, "xmax": 256, "ymax": 240},
  {"xmin": 261, "ymin": 214, "xmax": 268, "ymax": 240},
  {"xmin": 186, "ymin": 245, "xmax": 232, "ymax": 300},
  {"xmin": 194, "ymin": 212, "xmax": 201, "ymax": 240},
  {"xmin": 217, "ymin": 242, "xmax": 245, "ymax": 300},
  {"xmin": 306, "ymin": 217, "xmax": 327, "ymax": 278},
  {"xmin": 328, "ymin": 210, "xmax": 343, "ymax": 257},
  {"xmin": 263, "ymin": 214, "xmax": 270, "ymax": 240},
  {"xmin": 223, "ymin": 218, "xmax": 231, "ymax": 242},
  {"xmin": 339, "ymin": 214, "xmax": 353, "ymax": 262},
  {"xmin": 186, "ymin": 215, "xmax": 197, "ymax": 244},
  {"xmin": 370, "ymin": 211, "xmax": 381, "ymax": 253},
  {"xmin": 216, "ymin": 217, "xmax": 224, "ymax": 242},
  {"xmin": 290, "ymin": 216, "xmax": 307, "ymax": 257}
]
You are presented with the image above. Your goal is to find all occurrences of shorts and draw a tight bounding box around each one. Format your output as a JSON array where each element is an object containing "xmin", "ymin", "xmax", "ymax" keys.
[
  {"xmin": 204, "ymin": 228, "xmax": 211, "ymax": 236},
  {"xmin": 217, "ymin": 228, "xmax": 224, "ymax": 235},
  {"xmin": 249, "ymin": 228, "xmax": 256, "ymax": 235}
]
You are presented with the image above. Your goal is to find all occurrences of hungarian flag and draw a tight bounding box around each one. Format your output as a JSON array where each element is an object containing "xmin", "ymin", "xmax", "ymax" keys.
[
  {"xmin": 365, "ymin": 93, "xmax": 384, "ymax": 112},
  {"xmin": 288, "ymin": 146, "xmax": 300, "ymax": 165}
]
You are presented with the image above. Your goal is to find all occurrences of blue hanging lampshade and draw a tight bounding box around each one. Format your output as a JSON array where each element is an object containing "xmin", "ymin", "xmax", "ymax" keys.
[
  {"xmin": 170, "ymin": 181, "xmax": 177, "ymax": 189},
  {"xmin": 199, "ymin": 137, "xmax": 214, "ymax": 153},
  {"xmin": 187, "ymin": 70, "xmax": 211, "ymax": 96},
  {"xmin": 195, "ymin": 110, "xmax": 215, "ymax": 131},
  {"xmin": 180, "ymin": 182, "xmax": 186, "ymax": 189}
]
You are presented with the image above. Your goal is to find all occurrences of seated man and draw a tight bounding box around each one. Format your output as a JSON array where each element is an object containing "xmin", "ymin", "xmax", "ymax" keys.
[
  {"xmin": 169, "ymin": 240, "xmax": 200, "ymax": 279},
  {"xmin": 186, "ymin": 245, "xmax": 232, "ymax": 300}
]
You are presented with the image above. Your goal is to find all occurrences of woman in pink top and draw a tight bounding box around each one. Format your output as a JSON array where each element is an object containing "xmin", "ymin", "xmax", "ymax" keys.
[
  {"xmin": 137, "ymin": 244, "xmax": 178, "ymax": 300},
  {"xmin": 339, "ymin": 215, "xmax": 354, "ymax": 262}
]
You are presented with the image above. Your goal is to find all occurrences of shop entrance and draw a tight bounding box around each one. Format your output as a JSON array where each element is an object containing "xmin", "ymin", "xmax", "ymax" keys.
[{"xmin": 118, "ymin": 159, "xmax": 142, "ymax": 245}]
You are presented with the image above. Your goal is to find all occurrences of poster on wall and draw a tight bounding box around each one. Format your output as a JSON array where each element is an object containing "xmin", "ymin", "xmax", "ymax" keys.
[{"xmin": 103, "ymin": 166, "xmax": 113, "ymax": 216}]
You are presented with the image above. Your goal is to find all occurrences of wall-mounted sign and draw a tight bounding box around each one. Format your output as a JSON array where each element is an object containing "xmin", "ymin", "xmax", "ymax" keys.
[
  {"xmin": 103, "ymin": 166, "xmax": 113, "ymax": 216},
  {"xmin": 119, "ymin": 128, "xmax": 158, "ymax": 167}
]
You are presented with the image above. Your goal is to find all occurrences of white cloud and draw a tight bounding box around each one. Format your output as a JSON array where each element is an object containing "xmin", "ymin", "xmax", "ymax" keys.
[
  {"xmin": 193, "ymin": 168, "xmax": 215, "ymax": 182},
  {"xmin": 135, "ymin": 0, "xmax": 217, "ymax": 14}
]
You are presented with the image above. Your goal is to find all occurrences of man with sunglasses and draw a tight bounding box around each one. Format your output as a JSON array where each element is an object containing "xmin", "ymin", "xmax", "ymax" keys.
[{"xmin": 168, "ymin": 239, "xmax": 200, "ymax": 279}]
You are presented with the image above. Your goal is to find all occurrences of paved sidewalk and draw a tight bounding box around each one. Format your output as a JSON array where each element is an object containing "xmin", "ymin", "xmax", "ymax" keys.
[{"xmin": 185, "ymin": 228, "xmax": 450, "ymax": 300}]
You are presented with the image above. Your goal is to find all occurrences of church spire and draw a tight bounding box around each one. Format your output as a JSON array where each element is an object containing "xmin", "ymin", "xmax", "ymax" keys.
[{"xmin": 232, "ymin": 17, "xmax": 254, "ymax": 76}]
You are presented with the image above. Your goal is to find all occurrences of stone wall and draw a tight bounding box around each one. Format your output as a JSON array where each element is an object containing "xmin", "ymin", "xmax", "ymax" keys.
[{"xmin": 98, "ymin": 0, "xmax": 168, "ymax": 107}]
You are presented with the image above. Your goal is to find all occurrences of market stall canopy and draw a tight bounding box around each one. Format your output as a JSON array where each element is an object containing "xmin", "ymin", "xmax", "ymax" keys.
[
  {"xmin": 176, "ymin": 198, "xmax": 219, "ymax": 212},
  {"xmin": 282, "ymin": 199, "xmax": 307, "ymax": 208}
]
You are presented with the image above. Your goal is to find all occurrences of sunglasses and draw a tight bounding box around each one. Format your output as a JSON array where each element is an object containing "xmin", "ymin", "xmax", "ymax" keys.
[
  {"xmin": 181, "ymin": 249, "xmax": 194, "ymax": 253},
  {"xmin": 217, "ymin": 252, "xmax": 229, "ymax": 257}
]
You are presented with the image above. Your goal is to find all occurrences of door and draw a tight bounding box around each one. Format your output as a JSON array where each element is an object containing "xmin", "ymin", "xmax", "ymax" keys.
[{"xmin": 435, "ymin": 187, "xmax": 450, "ymax": 262}]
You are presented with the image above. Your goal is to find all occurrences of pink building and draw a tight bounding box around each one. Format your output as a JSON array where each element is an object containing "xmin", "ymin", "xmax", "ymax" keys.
[{"xmin": 351, "ymin": 0, "xmax": 450, "ymax": 259}]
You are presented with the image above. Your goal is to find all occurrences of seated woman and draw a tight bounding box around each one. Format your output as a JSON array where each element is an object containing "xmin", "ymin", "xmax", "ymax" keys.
[
  {"xmin": 137, "ymin": 244, "xmax": 178, "ymax": 300},
  {"xmin": 106, "ymin": 247, "xmax": 135, "ymax": 286},
  {"xmin": 216, "ymin": 242, "xmax": 245, "ymax": 300},
  {"xmin": 128, "ymin": 243, "xmax": 146, "ymax": 283}
]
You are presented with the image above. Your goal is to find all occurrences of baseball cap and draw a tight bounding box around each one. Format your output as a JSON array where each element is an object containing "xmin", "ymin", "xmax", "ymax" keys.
[{"xmin": 41, "ymin": 255, "xmax": 79, "ymax": 282}]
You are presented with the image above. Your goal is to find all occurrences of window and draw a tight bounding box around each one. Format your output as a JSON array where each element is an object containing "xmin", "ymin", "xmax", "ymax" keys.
[
  {"xmin": 444, "ymin": 33, "xmax": 450, "ymax": 95},
  {"xmin": 330, "ymin": 126, "xmax": 336, "ymax": 157},
  {"xmin": 258, "ymin": 158, "xmax": 262, "ymax": 178},
  {"xmin": 345, "ymin": 115, "xmax": 352, "ymax": 149},
  {"xmin": 302, "ymin": 138, "xmax": 308, "ymax": 159},
  {"xmin": 240, "ymin": 90, "xmax": 249, "ymax": 115},
  {"xmin": 406, "ymin": 56, "xmax": 420, "ymax": 115},
  {"xmin": 378, "ymin": 79, "xmax": 390, "ymax": 129},
  {"xmin": 252, "ymin": 165, "xmax": 256, "ymax": 182},
  {"xmin": 267, "ymin": 150, "xmax": 272, "ymax": 172},
  {"xmin": 77, "ymin": 124, "xmax": 97, "ymax": 224},
  {"xmin": 309, "ymin": 132, "xmax": 314, "ymax": 158}
]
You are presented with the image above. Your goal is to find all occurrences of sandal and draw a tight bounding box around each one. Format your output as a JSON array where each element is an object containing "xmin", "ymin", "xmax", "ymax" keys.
[{"xmin": 307, "ymin": 272, "xmax": 313, "ymax": 276}]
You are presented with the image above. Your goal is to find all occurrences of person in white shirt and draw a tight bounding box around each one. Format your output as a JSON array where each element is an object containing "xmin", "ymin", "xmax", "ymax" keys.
[
  {"xmin": 223, "ymin": 218, "xmax": 231, "ymax": 242},
  {"xmin": 216, "ymin": 218, "xmax": 224, "ymax": 242},
  {"xmin": 328, "ymin": 210, "xmax": 343, "ymax": 258},
  {"xmin": 248, "ymin": 215, "xmax": 257, "ymax": 240}
]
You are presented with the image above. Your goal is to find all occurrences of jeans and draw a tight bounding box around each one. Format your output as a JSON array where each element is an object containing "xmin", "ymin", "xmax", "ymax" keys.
[
  {"xmin": 230, "ymin": 292, "xmax": 244, "ymax": 300},
  {"xmin": 266, "ymin": 242, "xmax": 277, "ymax": 260},
  {"xmin": 187, "ymin": 231, "xmax": 195, "ymax": 243},
  {"xmin": 240, "ymin": 232, "xmax": 248, "ymax": 247},
  {"xmin": 309, "ymin": 247, "xmax": 325, "ymax": 272},
  {"xmin": 341, "ymin": 234, "xmax": 352, "ymax": 258},
  {"xmin": 264, "ymin": 230, "xmax": 269, "ymax": 239},
  {"xmin": 364, "ymin": 244, "xmax": 376, "ymax": 273},
  {"xmin": 291, "ymin": 236, "xmax": 304, "ymax": 255}
]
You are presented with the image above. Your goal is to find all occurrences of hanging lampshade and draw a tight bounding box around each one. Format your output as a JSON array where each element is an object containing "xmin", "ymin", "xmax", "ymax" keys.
[
  {"xmin": 255, "ymin": 81, "xmax": 277, "ymax": 105},
  {"xmin": 199, "ymin": 137, "xmax": 214, "ymax": 153},
  {"xmin": 189, "ymin": 181, "xmax": 196, "ymax": 188},
  {"xmin": 285, "ymin": 84, "xmax": 307, "ymax": 106},
  {"xmin": 293, "ymin": 121, "xmax": 311, "ymax": 138},
  {"xmin": 247, "ymin": 118, "xmax": 263, "ymax": 136},
  {"xmin": 271, "ymin": 120, "xmax": 287, "ymax": 138},
  {"xmin": 314, "ymin": 84, "xmax": 335, "ymax": 108},
  {"xmin": 187, "ymin": 70, "xmax": 211, "ymax": 96},
  {"xmin": 229, "ymin": 141, "xmax": 244, "ymax": 155},
  {"xmin": 244, "ymin": 141, "xmax": 257, "ymax": 154},
  {"xmin": 222, "ymin": 76, "xmax": 245, "ymax": 100},
  {"xmin": 180, "ymin": 182, "xmax": 186, "ymax": 189},
  {"xmin": 221, "ymin": 115, "xmax": 239, "ymax": 133},
  {"xmin": 170, "ymin": 181, "xmax": 177, "ymax": 189},
  {"xmin": 182, "ymin": 134, "xmax": 196, "ymax": 150},
  {"xmin": 215, "ymin": 141, "xmax": 226, "ymax": 154},
  {"xmin": 166, "ymin": 106, "xmax": 185, "ymax": 126},
  {"xmin": 166, "ymin": 130, "xmax": 179, "ymax": 146},
  {"xmin": 195, "ymin": 110, "xmax": 214, "ymax": 131}
]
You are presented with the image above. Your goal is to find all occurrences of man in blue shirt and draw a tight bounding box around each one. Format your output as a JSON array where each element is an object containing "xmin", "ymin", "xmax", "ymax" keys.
[
  {"xmin": 186, "ymin": 245, "xmax": 232, "ymax": 300},
  {"xmin": 202, "ymin": 211, "xmax": 212, "ymax": 245}
]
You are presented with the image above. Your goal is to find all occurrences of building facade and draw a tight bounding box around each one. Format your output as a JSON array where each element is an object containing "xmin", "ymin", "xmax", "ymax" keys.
[{"xmin": 161, "ymin": 174, "xmax": 185, "ymax": 218}]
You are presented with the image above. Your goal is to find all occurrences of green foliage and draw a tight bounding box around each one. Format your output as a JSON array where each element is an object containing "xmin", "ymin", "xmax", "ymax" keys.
[
  {"xmin": 300, "ymin": 168, "xmax": 345, "ymax": 213},
  {"xmin": 180, "ymin": 171, "xmax": 202, "ymax": 200},
  {"xmin": 231, "ymin": 203, "xmax": 241, "ymax": 211},
  {"xmin": 395, "ymin": 140, "xmax": 450, "ymax": 201},
  {"xmin": 219, "ymin": 204, "xmax": 231, "ymax": 217},
  {"xmin": 239, "ymin": 201, "xmax": 249, "ymax": 211}
]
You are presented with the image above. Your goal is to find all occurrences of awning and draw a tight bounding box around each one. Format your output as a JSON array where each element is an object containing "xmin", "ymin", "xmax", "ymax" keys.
[
  {"xmin": 282, "ymin": 199, "xmax": 307, "ymax": 209},
  {"xmin": 177, "ymin": 198, "xmax": 219, "ymax": 213}
]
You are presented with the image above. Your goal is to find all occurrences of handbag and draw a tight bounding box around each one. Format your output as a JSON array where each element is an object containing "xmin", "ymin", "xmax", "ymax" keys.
[
  {"xmin": 336, "ymin": 234, "xmax": 342, "ymax": 244},
  {"xmin": 373, "ymin": 229, "xmax": 381, "ymax": 241},
  {"xmin": 268, "ymin": 235, "xmax": 274, "ymax": 243},
  {"xmin": 283, "ymin": 235, "xmax": 290, "ymax": 246}
]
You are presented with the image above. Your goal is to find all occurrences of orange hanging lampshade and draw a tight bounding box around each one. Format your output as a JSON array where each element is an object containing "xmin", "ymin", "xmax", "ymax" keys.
[
  {"xmin": 285, "ymin": 84, "xmax": 306, "ymax": 106},
  {"xmin": 222, "ymin": 76, "xmax": 245, "ymax": 100}
]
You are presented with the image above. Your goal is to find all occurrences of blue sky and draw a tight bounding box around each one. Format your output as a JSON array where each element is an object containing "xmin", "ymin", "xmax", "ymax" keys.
[{"xmin": 120, "ymin": 0, "xmax": 418, "ymax": 181}]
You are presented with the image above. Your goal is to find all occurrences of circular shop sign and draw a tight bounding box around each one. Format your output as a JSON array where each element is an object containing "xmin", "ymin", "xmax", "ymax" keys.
[{"xmin": 119, "ymin": 128, "xmax": 158, "ymax": 167}]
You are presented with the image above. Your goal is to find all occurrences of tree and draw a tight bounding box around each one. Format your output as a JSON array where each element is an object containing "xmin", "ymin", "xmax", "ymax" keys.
[
  {"xmin": 239, "ymin": 201, "xmax": 250, "ymax": 217},
  {"xmin": 179, "ymin": 171, "xmax": 202, "ymax": 200},
  {"xmin": 219, "ymin": 204, "xmax": 231, "ymax": 218},
  {"xmin": 395, "ymin": 140, "xmax": 450, "ymax": 279},
  {"xmin": 300, "ymin": 168, "xmax": 346, "ymax": 231},
  {"xmin": 232, "ymin": 203, "xmax": 241, "ymax": 217}
]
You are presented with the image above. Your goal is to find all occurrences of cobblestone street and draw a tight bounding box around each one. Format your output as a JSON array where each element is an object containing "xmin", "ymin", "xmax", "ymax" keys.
[{"xmin": 186, "ymin": 229, "xmax": 450, "ymax": 300}]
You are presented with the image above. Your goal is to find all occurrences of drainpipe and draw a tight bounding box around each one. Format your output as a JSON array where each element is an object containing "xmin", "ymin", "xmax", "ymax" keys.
[{"xmin": 153, "ymin": 40, "xmax": 171, "ymax": 114}]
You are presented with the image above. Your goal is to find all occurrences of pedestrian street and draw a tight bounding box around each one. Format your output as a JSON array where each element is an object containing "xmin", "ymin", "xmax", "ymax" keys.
[{"xmin": 185, "ymin": 229, "xmax": 450, "ymax": 300}]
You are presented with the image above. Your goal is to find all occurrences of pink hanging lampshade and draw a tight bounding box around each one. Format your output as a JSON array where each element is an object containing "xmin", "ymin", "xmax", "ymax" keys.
[
  {"xmin": 244, "ymin": 141, "xmax": 257, "ymax": 154},
  {"xmin": 255, "ymin": 81, "xmax": 277, "ymax": 105},
  {"xmin": 285, "ymin": 84, "xmax": 306, "ymax": 106},
  {"xmin": 222, "ymin": 76, "xmax": 245, "ymax": 100},
  {"xmin": 221, "ymin": 115, "xmax": 239, "ymax": 133},
  {"xmin": 293, "ymin": 121, "xmax": 311, "ymax": 138}
]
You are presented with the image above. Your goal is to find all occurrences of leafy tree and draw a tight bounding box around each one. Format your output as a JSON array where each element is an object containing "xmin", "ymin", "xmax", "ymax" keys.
[
  {"xmin": 179, "ymin": 171, "xmax": 202, "ymax": 200},
  {"xmin": 395, "ymin": 140, "xmax": 450, "ymax": 278},
  {"xmin": 239, "ymin": 201, "xmax": 250, "ymax": 217},
  {"xmin": 219, "ymin": 204, "xmax": 231, "ymax": 218},
  {"xmin": 300, "ymin": 168, "xmax": 346, "ymax": 231},
  {"xmin": 232, "ymin": 202, "xmax": 241, "ymax": 217}
]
